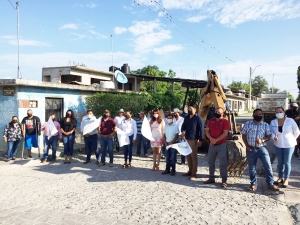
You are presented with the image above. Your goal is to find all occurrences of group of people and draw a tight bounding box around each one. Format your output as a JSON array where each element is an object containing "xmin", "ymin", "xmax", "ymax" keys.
[{"xmin": 3, "ymin": 103, "xmax": 300, "ymax": 191}]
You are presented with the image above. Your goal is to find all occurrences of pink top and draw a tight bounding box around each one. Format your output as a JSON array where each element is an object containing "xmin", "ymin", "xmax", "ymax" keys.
[
  {"xmin": 41, "ymin": 121, "xmax": 62, "ymax": 139},
  {"xmin": 150, "ymin": 120, "xmax": 165, "ymax": 140}
]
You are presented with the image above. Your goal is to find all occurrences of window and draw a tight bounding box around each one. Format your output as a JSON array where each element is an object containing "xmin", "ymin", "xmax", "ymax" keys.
[{"xmin": 43, "ymin": 75, "xmax": 51, "ymax": 82}]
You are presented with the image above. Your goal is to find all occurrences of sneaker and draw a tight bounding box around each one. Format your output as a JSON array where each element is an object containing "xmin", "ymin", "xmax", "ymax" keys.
[
  {"xmin": 83, "ymin": 161, "xmax": 91, "ymax": 164},
  {"xmin": 203, "ymin": 179, "xmax": 215, "ymax": 184},
  {"xmin": 41, "ymin": 159, "xmax": 47, "ymax": 163},
  {"xmin": 99, "ymin": 162, "xmax": 106, "ymax": 166},
  {"xmin": 109, "ymin": 163, "xmax": 113, "ymax": 167},
  {"xmin": 96, "ymin": 160, "xmax": 100, "ymax": 165},
  {"xmin": 5, "ymin": 158, "xmax": 10, "ymax": 162},
  {"xmin": 268, "ymin": 185, "xmax": 280, "ymax": 191},
  {"xmin": 28, "ymin": 155, "xmax": 32, "ymax": 158},
  {"xmin": 170, "ymin": 171, "xmax": 176, "ymax": 176},
  {"xmin": 11, "ymin": 158, "xmax": 16, "ymax": 160},
  {"xmin": 161, "ymin": 170, "xmax": 170, "ymax": 175},
  {"xmin": 144, "ymin": 154, "xmax": 149, "ymax": 158}
]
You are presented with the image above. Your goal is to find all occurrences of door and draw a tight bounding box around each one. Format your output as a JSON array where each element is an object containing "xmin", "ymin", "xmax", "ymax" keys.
[{"xmin": 45, "ymin": 98, "xmax": 64, "ymax": 122}]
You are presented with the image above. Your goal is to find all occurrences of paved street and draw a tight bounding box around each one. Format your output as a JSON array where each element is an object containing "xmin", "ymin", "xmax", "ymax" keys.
[{"xmin": 1, "ymin": 139, "xmax": 299, "ymax": 225}]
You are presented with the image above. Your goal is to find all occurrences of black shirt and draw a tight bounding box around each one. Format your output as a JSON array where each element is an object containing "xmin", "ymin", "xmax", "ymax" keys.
[
  {"xmin": 285, "ymin": 109, "xmax": 300, "ymax": 126},
  {"xmin": 21, "ymin": 116, "xmax": 40, "ymax": 135},
  {"xmin": 181, "ymin": 114, "xmax": 204, "ymax": 141},
  {"xmin": 60, "ymin": 118, "xmax": 77, "ymax": 133}
]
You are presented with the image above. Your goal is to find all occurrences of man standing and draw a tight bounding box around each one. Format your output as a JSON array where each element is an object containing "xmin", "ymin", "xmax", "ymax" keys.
[
  {"xmin": 135, "ymin": 111, "xmax": 149, "ymax": 157},
  {"xmin": 161, "ymin": 109, "xmax": 171, "ymax": 159},
  {"xmin": 173, "ymin": 108, "xmax": 185, "ymax": 165},
  {"xmin": 181, "ymin": 104, "xmax": 204, "ymax": 180},
  {"xmin": 241, "ymin": 108, "xmax": 279, "ymax": 191},
  {"xmin": 114, "ymin": 109, "xmax": 125, "ymax": 152},
  {"xmin": 204, "ymin": 107, "xmax": 230, "ymax": 188},
  {"xmin": 285, "ymin": 103, "xmax": 300, "ymax": 158},
  {"xmin": 81, "ymin": 110, "xmax": 100, "ymax": 164},
  {"xmin": 21, "ymin": 109, "xmax": 41, "ymax": 158},
  {"xmin": 162, "ymin": 114, "xmax": 179, "ymax": 176},
  {"xmin": 98, "ymin": 109, "xmax": 116, "ymax": 167},
  {"xmin": 41, "ymin": 113, "xmax": 62, "ymax": 163}
]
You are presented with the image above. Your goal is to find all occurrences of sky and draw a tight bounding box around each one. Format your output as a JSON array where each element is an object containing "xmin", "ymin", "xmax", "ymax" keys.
[{"xmin": 0, "ymin": 0, "xmax": 300, "ymax": 98}]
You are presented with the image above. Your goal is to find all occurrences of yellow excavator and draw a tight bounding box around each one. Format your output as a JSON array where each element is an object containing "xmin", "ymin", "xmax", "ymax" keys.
[{"xmin": 198, "ymin": 70, "xmax": 248, "ymax": 176}]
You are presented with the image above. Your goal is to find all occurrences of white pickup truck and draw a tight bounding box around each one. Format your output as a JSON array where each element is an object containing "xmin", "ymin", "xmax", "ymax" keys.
[{"xmin": 256, "ymin": 93, "xmax": 289, "ymax": 123}]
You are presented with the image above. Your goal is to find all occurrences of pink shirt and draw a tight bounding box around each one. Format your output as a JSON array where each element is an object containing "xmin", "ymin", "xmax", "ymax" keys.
[{"xmin": 41, "ymin": 121, "xmax": 62, "ymax": 138}]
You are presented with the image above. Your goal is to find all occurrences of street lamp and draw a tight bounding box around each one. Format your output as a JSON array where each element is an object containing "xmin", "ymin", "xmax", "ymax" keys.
[{"xmin": 249, "ymin": 65, "xmax": 261, "ymax": 110}]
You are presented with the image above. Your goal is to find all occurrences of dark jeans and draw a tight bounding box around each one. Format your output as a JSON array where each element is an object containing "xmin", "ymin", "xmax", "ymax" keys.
[
  {"xmin": 165, "ymin": 147, "xmax": 177, "ymax": 172},
  {"xmin": 7, "ymin": 140, "xmax": 20, "ymax": 159},
  {"xmin": 100, "ymin": 136, "xmax": 114, "ymax": 163},
  {"xmin": 43, "ymin": 135, "xmax": 58, "ymax": 160},
  {"xmin": 162, "ymin": 145, "xmax": 166, "ymax": 156},
  {"xmin": 114, "ymin": 133, "xmax": 120, "ymax": 151},
  {"xmin": 62, "ymin": 134, "xmax": 75, "ymax": 157},
  {"xmin": 84, "ymin": 134, "xmax": 99, "ymax": 162},
  {"xmin": 136, "ymin": 134, "xmax": 149, "ymax": 155},
  {"xmin": 123, "ymin": 135, "xmax": 133, "ymax": 162},
  {"xmin": 246, "ymin": 146, "xmax": 274, "ymax": 186}
]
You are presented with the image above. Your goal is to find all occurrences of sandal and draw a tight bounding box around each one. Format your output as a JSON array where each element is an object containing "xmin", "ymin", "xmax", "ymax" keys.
[
  {"xmin": 155, "ymin": 164, "xmax": 159, "ymax": 171},
  {"xmin": 127, "ymin": 164, "xmax": 131, "ymax": 169},
  {"xmin": 122, "ymin": 163, "xmax": 127, "ymax": 168},
  {"xmin": 221, "ymin": 183, "xmax": 227, "ymax": 188},
  {"xmin": 282, "ymin": 180, "xmax": 288, "ymax": 188},
  {"xmin": 247, "ymin": 185, "xmax": 257, "ymax": 191}
]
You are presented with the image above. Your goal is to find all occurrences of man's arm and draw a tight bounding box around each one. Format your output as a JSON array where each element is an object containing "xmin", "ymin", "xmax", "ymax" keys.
[
  {"xmin": 215, "ymin": 130, "xmax": 229, "ymax": 142},
  {"xmin": 242, "ymin": 134, "xmax": 251, "ymax": 151}
]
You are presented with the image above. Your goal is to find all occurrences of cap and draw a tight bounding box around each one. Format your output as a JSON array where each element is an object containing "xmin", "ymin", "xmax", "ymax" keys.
[
  {"xmin": 119, "ymin": 109, "xmax": 125, "ymax": 113},
  {"xmin": 292, "ymin": 103, "xmax": 298, "ymax": 107},
  {"xmin": 173, "ymin": 108, "xmax": 180, "ymax": 113},
  {"xmin": 138, "ymin": 111, "xmax": 144, "ymax": 115}
]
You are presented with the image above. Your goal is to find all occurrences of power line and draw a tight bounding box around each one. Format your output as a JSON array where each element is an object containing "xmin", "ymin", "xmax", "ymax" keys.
[{"xmin": 7, "ymin": 0, "xmax": 16, "ymax": 9}]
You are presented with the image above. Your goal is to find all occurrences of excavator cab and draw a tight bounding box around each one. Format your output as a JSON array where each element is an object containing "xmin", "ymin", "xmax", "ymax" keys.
[{"xmin": 197, "ymin": 70, "xmax": 248, "ymax": 176}]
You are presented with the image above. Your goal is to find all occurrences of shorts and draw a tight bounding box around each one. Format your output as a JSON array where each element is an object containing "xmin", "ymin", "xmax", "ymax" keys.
[{"xmin": 25, "ymin": 134, "xmax": 38, "ymax": 150}]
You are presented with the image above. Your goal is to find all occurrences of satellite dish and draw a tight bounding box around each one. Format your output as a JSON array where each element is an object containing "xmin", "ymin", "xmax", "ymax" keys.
[{"xmin": 114, "ymin": 70, "xmax": 128, "ymax": 84}]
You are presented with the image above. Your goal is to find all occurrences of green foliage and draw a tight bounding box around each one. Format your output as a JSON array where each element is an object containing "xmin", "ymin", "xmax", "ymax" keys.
[
  {"xmin": 134, "ymin": 65, "xmax": 181, "ymax": 93},
  {"xmin": 252, "ymin": 75, "xmax": 269, "ymax": 96},
  {"xmin": 282, "ymin": 90, "xmax": 295, "ymax": 102},
  {"xmin": 268, "ymin": 87, "xmax": 280, "ymax": 93},
  {"xmin": 86, "ymin": 92, "xmax": 150, "ymax": 117},
  {"xmin": 186, "ymin": 89, "xmax": 201, "ymax": 106},
  {"xmin": 227, "ymin": 81, "xmax": 249, "ymax": 92}
]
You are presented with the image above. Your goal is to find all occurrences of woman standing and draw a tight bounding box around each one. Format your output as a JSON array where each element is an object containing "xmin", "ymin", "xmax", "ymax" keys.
[
  {"xmin": 150, "ymin": 109, "xmax": 165, "ymax": 171},
  {"xmin": 3, "ymin": 116, "xmax": 22, "ymax": 161},
  {"xmin": 120, "ymin": 111, "xmax": 137, "ymax": 168},
  {"xmin": 270, "ymin": 107, "xmax": 300, "ymax": 188},
  {"xmin": 60, "ymin": 110, "xmax": 77, "ymax": 164}
]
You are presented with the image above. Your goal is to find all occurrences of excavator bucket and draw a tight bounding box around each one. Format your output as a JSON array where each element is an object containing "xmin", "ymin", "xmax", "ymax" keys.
[{"xmin": 198, "ymin": 70, "xmax": 248, "ymax": 176}]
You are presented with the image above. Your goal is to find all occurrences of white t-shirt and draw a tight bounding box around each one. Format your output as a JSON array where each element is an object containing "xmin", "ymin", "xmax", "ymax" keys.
[
  {"xmin": 114, "ymin": 116, "xmax": 125, "ymax": 129},
  {"xmin": 121, "ymin": 119, "xmax": 137, "ymax": 140}
]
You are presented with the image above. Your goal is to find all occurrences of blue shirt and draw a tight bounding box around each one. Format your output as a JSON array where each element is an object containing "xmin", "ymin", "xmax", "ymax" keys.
[
  {"xmin": 181, "ymin": 114, "xmax": 203, "ymax": 141},
  {"xmin": 241, "ymin": 120, "xmax": 270, "ymax": 147},
  {"xmin": 164, "ymin": 123, "xmax": 179, "ymax": 142}
]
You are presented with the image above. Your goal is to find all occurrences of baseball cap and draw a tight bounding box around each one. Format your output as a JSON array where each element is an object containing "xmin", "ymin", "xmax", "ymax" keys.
[
  {"xmin": 173, "ymin": 108, "xmax": 180, "ymax": 113},
  {"xmin": 119, "ymin": 109, "xmax": 125, "ymax": 113},
  {"xmin": 292, "ymin": 103, "xmax": 298, "ymax": 107}
]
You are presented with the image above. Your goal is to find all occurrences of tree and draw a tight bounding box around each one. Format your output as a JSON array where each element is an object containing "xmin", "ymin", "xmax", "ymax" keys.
[
  {"xmin": 227, "ymin": 81, "xmax": 249, "ymax": 92},
  {"xmin": 251, "ymin": 75, "xmax": 269, "ymax": 96},
  {"xmin": 133, "ymin": 65, "xmax": 181, "ymax": 93},
  {"xmin": 282, "ymin": 90, "xmax": 295, "ymax": 102},
  {"xmin": 268, "ymin": 87, "xmax": 280, "ymax": 93}
]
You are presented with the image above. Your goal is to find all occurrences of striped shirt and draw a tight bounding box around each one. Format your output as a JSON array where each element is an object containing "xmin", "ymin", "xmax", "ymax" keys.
[
  {"xmin": 136, "ymin": 118, "xmax": 143, "ymax": 135},
  {"xmin": 241, "ymin": 120, "xmax": 270, "ymax": 147}
]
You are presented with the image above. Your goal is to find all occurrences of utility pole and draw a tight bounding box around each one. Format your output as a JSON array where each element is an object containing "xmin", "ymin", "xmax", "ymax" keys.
[
  {"xmin": 16, "ymin": 2, "xmax": 20, "ymax": 79},
  {"xmin": 272, "ymin": 74, "xmax": 274, "ymax": 93},
  {"xmin": 249, "ymin": 67, "xmax": 252, "ymax": 110}
]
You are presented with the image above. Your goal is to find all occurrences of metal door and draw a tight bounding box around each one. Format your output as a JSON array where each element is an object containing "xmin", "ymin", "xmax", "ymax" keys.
[{"xmin": 45, "ymin": 98, "xmax": 63, "ymax": 122}]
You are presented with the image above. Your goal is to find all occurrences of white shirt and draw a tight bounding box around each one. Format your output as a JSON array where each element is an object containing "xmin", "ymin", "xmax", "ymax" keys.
[
  {"xmin": 174, "ymin": 116, "xmax": 184, "ymax": 135},
  {"xmin": 81, "ymin": 116, "xmax": 98, "ymax": 135},
  {"xmin": 270, "ymin": 117, "xmax": 300, "ymax": 148},
  {"xmin": 164, "ymin": 123, "xmax": 179, "ymax": 142},
  {"xmin": 121, "ymin": 118, "xmax": 137, "ymax": 140},
  {"xmin": 114, "ymin": 116, "xmax": 125, "ymax": 129}
]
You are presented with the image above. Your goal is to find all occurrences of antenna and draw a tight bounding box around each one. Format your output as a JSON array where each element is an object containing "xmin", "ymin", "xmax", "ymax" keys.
[
  {"xmin": 16, "ymin": 1, "xmax": 20, "ymax": 79},
  {"xmin": 114, "ymin": 70, "xmax": 128, "ymax": 84}
]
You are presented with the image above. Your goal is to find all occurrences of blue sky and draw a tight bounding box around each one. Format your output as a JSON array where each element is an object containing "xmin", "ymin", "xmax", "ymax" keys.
[{"xmin": 1, "ymin": 0, "xmax": 300, "ymax": 97}]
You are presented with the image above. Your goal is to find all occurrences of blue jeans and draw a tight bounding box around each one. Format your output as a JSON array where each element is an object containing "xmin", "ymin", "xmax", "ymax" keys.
[
  {"xmin": 275, "ymin": 147, "xmax": 294, "ymax": 180},
  {"xmin": 7, "ymin": 140, "xmax": 20, "ymax": 159},
  {"xmin": 62, "ymin": 134, "xmax": 75, "ymax": 157},
  {"xmin": 123, "ymin": 135, "xmax": 133, "ymax": 162},
  {"xmin": 162, "ymin": 145, "xmax": 166, "ymax": 156},
  {"xmin": 246, "ymin": 146, "xmax": 274, "ymax": 186},
  {"xmin": 43, "ymin": 135, "xmax": 58, "ymax": 160},
  {"xmin": 177, "ymin": 136, "xmax": 185, "ymax": 163},
  {"xmin": 84, "ymin": 134, "xmax": 99, "ymax": 162},
  {"xmin": 136, "ymin": 134, "xmax": 149, "ymax": 155},
  {"xmin": 165, "ymin": 147, "xmax": 177, "ymax": 172},
  {"xmin": 100, "ymin": 136, "xmax": 114, "ymax": 163}
]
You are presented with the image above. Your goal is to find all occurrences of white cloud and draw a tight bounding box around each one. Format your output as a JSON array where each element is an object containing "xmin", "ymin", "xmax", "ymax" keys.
[
  {"xmin": 114, "ymin": 27, "xmax": 127, "ymax": 35},
  {"xmin": 138, "ymin": 0, "xmax": 300, "ymax": 27},
  {"xmin": 153, "ymin": 44, "xmax": 183, "ymax": 54},
  {"xmin": 88, "ymin": 30, "xmax": 108, "ymax": 39},
  {"xmin": 2, "ymin": 36, "xmax": 51, "ymax": 46},
  {"xmin": 59, "ymin": 23, "xmax": 78, "ymax": 30},
  {"xmin": 70, "ymin": 33, "xmax": 87, "ymax": 40},
  {"xmin": 87, "ymin": 3, "xmax": 97, "ymax": 8},
  {"xmin": 128, "ymin": 20, "xmax": 161, "ymax": 36}
]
